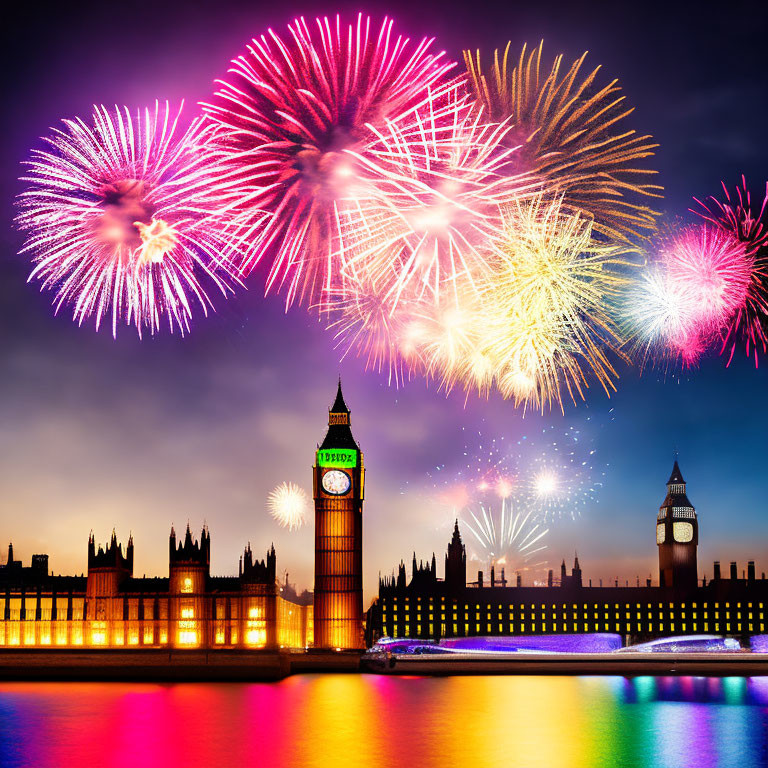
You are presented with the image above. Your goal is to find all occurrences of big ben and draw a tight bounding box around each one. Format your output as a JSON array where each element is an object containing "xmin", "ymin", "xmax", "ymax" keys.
[
  {"xmin": 313, "ymin": 381, "xmax": 364, "ymax": 649},
  {"xmin": 656, "ymin": 458, "xmax": 699, "ymax": 591}
]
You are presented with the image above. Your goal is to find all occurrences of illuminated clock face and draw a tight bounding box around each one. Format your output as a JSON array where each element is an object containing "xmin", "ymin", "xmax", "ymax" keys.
[
  {"xmin": 673, "ymin": 521, "xmax": 693, "ymax": 543},
  {"xmin": 322, "ymin": 469, "xmax": 351, "ymax": 495},
  {"xmin": 656, "ymin": 524, "xmax": 665, "ymax": 544}
]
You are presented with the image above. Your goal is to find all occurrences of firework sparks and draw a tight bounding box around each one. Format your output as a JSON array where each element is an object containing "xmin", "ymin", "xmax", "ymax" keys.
[
  {"xmin": 625, "ymin": 225, "xmax": 752, "ymax": 366},
  {"xmin": 463, "ymin": 497, "xmax": 549, "ymax": 567},
  {"xmin": 463, "ymin": 41, "xmax": 662, "ymax": 244},
  {"xmin": 333, "ymin": 193, "xmax": 629, "ymax": 406},
  {"xmin": 426, "ymin": 421, "xmax": 603, "ymax": 527},
  {"xmin": 267, "ymin": 482, "xmax": 310, "ymax": 530},
  {"xmin": 479, "ymin": 194, "xmax": 631, "ymax": 409},
  {"xmin": 416, "ymin": 422, "xmax": 605, "ymax": 575},
  {"xmin": 16, "ymin": 102, "xmax": 241, "ymax": 337},
  {"xmin": 202, "ymin": 13, "xmax": 457, "ymax": 307},
  {"xmin": 694, "ymin": 178, "xmax": 768, "ymax": 366},
  {"xmin": 338, "ymin": 91, "xmax": 535, "ymax": 305}
]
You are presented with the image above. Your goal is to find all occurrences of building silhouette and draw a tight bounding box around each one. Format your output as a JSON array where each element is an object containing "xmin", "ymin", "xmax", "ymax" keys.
[{"xmin": 365, "ymin": 460, "xmax": 767, "ymax": 646}]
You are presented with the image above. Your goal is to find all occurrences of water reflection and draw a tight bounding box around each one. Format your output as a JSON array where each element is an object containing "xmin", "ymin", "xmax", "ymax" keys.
[{"xmin": 0, "ymin": 676, "xmax": 767, "ymax": 768}]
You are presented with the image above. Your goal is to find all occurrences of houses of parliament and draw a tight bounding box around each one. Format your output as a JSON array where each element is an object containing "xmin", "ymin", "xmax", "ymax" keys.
[{"xmin": 1, "ymin": 383, "xmax": 766, "ymax": 651}]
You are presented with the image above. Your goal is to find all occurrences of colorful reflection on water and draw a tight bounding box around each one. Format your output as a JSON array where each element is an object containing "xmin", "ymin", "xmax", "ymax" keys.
[{"xmin": 1, "ymin": 675, "xmax": 768, "ymax": 768}]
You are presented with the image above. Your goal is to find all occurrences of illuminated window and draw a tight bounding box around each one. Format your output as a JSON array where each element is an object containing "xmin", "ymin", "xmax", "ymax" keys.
[
  {"xmin": 90, "ymin": 622, "xmax": 107, "ymax": 646},
  {"xmin": 182, "ymin": 577, "xmax": 193, "ymax": 593},
  {"xmin": 179, "ymin": 607, "xmax": 197, "ymax": 646}
]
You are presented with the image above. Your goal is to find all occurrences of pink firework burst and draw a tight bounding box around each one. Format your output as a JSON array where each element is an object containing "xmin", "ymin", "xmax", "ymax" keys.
[
  {"xmin": 16, "ymin": 102, "xmax": 242, "ymax": 337},
  {"xmin": 627, "ymin": 224, "xmax": 752, "ymax": 366},
  {"xmin": 663, "ymin": 225, "xmax": 752, "ymax": 330},
  {"xmin": 693, "ymin": 177, "xmax": 768, "ymax": 366},
  {"xmin": 201, "ymin": 14, "xmax": 457, "ymax": 307}
]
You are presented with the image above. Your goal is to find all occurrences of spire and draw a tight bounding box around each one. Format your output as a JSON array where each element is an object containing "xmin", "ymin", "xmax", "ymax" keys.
[
  {"xmin": 667, "ymin": 459, "xmax": 685, "ymax": 485},
  {"xmin": 660, "ymin": 457, "xmax": 694, "ymax": 511},
  {"xmin": 320, "ymin": 379, "xmax": 358, "ymax": 450},
  {"xmin": 331, "ymin": 378, "xmax": 349, "ymax": 416}
]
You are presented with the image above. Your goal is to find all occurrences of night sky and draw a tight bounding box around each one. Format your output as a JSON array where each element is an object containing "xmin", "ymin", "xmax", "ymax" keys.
[{"xmin": 3, "ymin": 0, "xmax": 767, "ymax": 601}]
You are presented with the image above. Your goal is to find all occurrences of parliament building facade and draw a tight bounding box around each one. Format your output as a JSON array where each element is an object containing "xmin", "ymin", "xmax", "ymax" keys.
[{"xmin": 365, "ymin": 461, "xmax": 768, "ymax": 646}]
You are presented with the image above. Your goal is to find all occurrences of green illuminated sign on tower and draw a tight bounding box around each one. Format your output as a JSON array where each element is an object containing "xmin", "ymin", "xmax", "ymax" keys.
[{"xmin": 317, "ymin": 448, "xmax": 357, "ymax": 468}]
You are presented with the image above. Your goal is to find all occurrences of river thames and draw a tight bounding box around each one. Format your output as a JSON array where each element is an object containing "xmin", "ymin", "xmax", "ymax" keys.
[{"xmin": 1, "ymin": 675, "xmax": 767, "ymax": 767}]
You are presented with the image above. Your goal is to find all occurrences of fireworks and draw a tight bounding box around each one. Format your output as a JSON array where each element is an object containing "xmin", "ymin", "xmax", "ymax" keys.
[
  {"xmin": 694, "ymin": 178, "xmax": 768, "ymax": 366},
  {"xmin": 480, "ymin": 194, "xmax": 630, "ymax": 409},
  {"xmin": 463, "ymin": 497, "xmax": 549, "ymax": 567},
  {"xmin": 333, "ymin": 193, "xmax": 630, "ymax": 408},
  {"xmin": 202, "ymin": 14, "xmax": 457, "ymax": 307},
  {"xmin": 440, "ymin": 422, "xmax": 608, "ymax": 523},
  {"xmin": 16, "ymin": 102, "xmax": 240, "ymax": 336},
  {"xmin": 267, "ymin": 482, "xmax": 310, "ymax": 530},
  {"xmin": 338, "ymin": 91, "xmax": 534, "ymax": 305},
  {"xmin": 463, "ymin": 41, "xmax": 662, "ymax": 243},
  {"xmin": 16, "ymin": 15, "xmax": 768, "ymax": 403},
  {"xmin": 422, "ymin": 422, "xmax": 604, "ymax": 571},
  {"xmin": 625, "ymin": 225, "xmax": 752, "ymax": 365}
]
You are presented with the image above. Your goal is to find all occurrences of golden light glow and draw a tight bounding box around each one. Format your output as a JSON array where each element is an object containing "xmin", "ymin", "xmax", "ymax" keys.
[
  {"xmin": 246, "ymin": 604, "xmax": 267, "ymax": 647},
  {"xmin": 178, "ymin": 607, "xmax": 198, "ymax": 646},
  {"xmin": 134, "ymin": 218, "xmax": 178, "ymax": 265},
  {"xmin": 0, "ymin": 596, "xmax": 314, "ymax": 650}
]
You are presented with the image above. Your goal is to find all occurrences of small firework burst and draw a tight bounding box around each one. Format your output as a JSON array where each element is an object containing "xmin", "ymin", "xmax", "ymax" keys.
[
  {"xmin": 424, "ymin": 421, "xmax": 604, "ymax": 539},
  {"xmin": 267, "ymin": 482, "xmax": 310, "ymax": 530},
  {"xmin": 462, "ymin": 497, "xmax": 549, "ymax": 568}
]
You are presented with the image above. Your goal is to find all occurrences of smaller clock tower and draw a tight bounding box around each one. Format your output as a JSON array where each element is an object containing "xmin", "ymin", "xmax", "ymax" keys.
[
  {"xmin": 657, "ymin": 459, "xmax": 699, "ymax": 591},
  {"xmin": 312, "ymin": 381, "xmax": 365, "ymax": 649}
]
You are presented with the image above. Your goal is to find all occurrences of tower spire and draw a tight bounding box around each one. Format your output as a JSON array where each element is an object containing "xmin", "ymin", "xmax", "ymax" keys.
[
  {"xmin": 667, "ymin": 458, "xmax": 685, "ymax": 486},
  {"xmin": 330, "ymin": 380, "xmax": 350, "ymax": 419},
  {"xmin": 320, "ymin": 379, "xmax": 358, "ymax": 449}
]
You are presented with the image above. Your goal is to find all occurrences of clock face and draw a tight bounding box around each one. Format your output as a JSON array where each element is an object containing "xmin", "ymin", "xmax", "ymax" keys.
[
  {"xmin": 322, "ymin": 469, "xmax": 351, "ymax": 495},
  {"xmin": 656, "ymin": 524, "xmax": 665, "ymax": 544},
  {"xmin": 673, "ymin": 521, "xmax": 693, "ymax": 543}
]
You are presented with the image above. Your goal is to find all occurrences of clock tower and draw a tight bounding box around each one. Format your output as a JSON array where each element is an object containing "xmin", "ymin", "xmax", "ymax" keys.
[
  {"xmin": 656, "ymin": 459, "xmax": 699, "ymax": 591},
  {"xmin": 313, "ymin": 381, "xmax": 364, "ymax": 649}
]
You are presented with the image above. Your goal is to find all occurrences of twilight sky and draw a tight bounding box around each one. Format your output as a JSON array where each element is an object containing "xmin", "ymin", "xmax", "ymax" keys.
[{"xmin": 2, "ymin": 0, "xmax": 767, "ymax": 602}]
